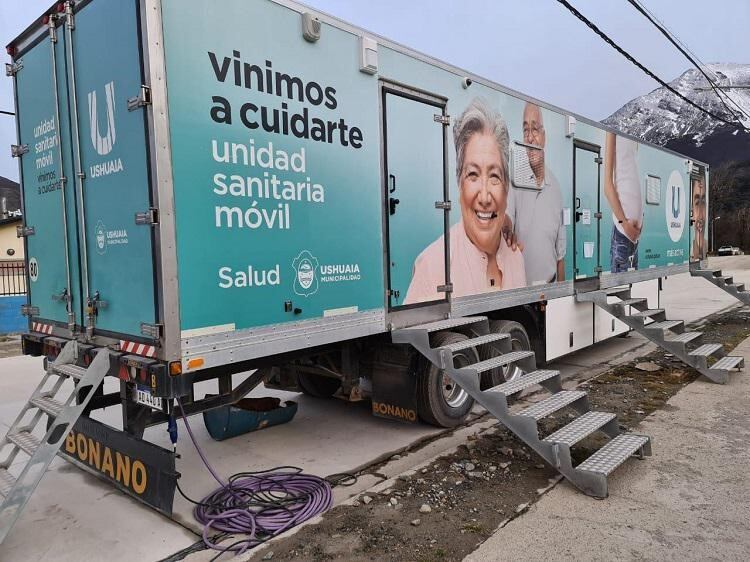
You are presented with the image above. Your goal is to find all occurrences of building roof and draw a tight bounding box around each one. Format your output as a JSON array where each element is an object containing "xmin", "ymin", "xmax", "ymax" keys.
[
  {"xmin": 0, "ymin": 176, "xmax": 21, "ymax": 215},
  {"xmin": 0, "ymin": 215, "xmax": 22, "ymax": 227}
]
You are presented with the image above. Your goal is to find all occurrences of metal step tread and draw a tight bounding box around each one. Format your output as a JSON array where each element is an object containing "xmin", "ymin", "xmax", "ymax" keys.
[
  {"xmin": 7, "ymin": 431, "xmax": 41, "ymax": 455},
  {"xmin": 543, "ymin": 411, "xmax": 617, "ymax": 447},
  {"xmin": 50, "ymin": 363, "xmax": 87, "ymax": 380},
  {"xmin": 645, "ymin": 320, "xmax": 683, "ymax": 332},
  {"xmin": 517, "ymin": 390, "xmax": 587, "ymax": 421},
  {"xmin": 615, "ymin": 298, "xmax": 647, "ymax": 307},
  {"xmin": 630, "ymin": 308, "xmax": 664, "ymax": 318},
  {"xmin": 407, "ymin": 316, "xmax": 487, "ymax": 333},
  {"xmin": 466, "ymin": 350, "xmax": 535, "ymax": 373},
  {"xmin": 487, "ymin": 369, "xmax": 559, "ymax": 397},
  {"xmin": 689, "ymin": 343, "xmax": 723, "ymax": 357},
  {"xmin": 441, "ymin": 332, "xmax": 509, "ymax": 353},
  {"xmin": 710, "ymin": 356, "xmax": 745, "ymax": 371},
  {"xmin": 604, "ymin": 287, "xmax": 631, "ymax": 296},
  {"xmin": 719, "ymin": 276, "xmax": 733, "ymax": 284},
  {"xmin": 0, "ymin": 467, "xmax": 15, "ymax": 498},
  {"xmin": 664, "ymin": 332, "xmax": 702, "ymax": 345},
  {"xmin": 731, "ymin": 284, "xmax": 746, "ymax": 291},
  {"xmin": 577, "ymin": 433, "xmax": 650, "ymax": 476},
  {"xmin": 694, "ymin": 268, "xmax": 720, "ymax": 276},
  {"xmin": 30, "ymin": 395, "xmax": 64, "ymax": 417}
]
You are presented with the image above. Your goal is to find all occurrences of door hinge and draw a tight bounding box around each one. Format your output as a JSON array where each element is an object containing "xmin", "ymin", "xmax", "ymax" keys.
[
  {"xmin": 51, "ymin": 288, "xmax": 71, "ymax": 303},
  {"xmin": 11, "ymin": 144, "xmax": 29, "ymax": 158},
  {"xmin": 140, "ymin": 322, "xmax": 163, "ymax": 339},
  {"xmin": 135, "ymin": 208, "xmax": 158, "ymax": 225},
  {"xmin": 594, "ymin": 266, "xmax": 603, "ymax": 273},
  {"xmin": 16, "ymin": 225, "xmax": 35, "ymax": 238},
  {"xmin": 594, "ymin": 156, "xmax": 603, "ymax": 164},
  {"xmin": 435, "ymin": 200, "xmax": 452, "ymax": 210},
  {"xmin": 594, "ymin": 212, "xmax": 602, "ymax": 219},
  {"xmin": 127, "ymin": 85, "xmax": 152, "ymax": 111},
  {"xmin": 433, "ymin": 114, "xmax": 450, "ymax": 125},
  {"xmin": 437, "ymin": 283, "xmax": 453, "ymax": 293},
  {"xmin": 5, "ymin": 61, "xmax": 23, "ymax": 76},
  {"xmin": 20, "ymin": 304, "xmax": 40, "ymax": 317}
]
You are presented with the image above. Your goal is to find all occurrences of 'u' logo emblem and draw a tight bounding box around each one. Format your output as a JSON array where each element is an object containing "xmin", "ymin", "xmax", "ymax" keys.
[
  {"xmin": 88, "ymin": 81, "xmax": 117, "ymax": 156},
  {"xmin": 671, "ymin": 185, "xmax": 680, "ymax": 219}
]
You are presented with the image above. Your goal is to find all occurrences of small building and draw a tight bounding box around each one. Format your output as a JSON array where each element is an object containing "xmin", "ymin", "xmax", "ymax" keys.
[
  {"xmin": 0, "ymin": 176, "xmax": 26, "ymax": 334},
  {"xmin": 0, "ymin": 214, "xmax": 24, "ymax": 261}
]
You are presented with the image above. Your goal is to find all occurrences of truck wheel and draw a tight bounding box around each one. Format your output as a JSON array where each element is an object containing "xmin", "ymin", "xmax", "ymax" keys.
[
  {"xmin": 416, "ymin": 331, "xmax": 478, "ymax": 428},
  {"xmin": 297, "ymin": 372, "xmax": 341, "ymax": 398},
  {"xmin": 484, "ymin": 320, "xmax": 532, "ymax": 385}
]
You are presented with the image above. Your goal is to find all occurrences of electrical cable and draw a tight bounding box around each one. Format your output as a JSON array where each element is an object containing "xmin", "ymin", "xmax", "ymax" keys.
[
  {"xmin": 554, "ymin": 0, "xmax": 748, "ymax": 132},
  {"xmin": 629, "ymin": 0, "xmax": 750, "ymax": 122},
  {"xmin": 0, "ymin": 110, "xmax": 16, "ymax": 116},
  {"xmin": 625, "ymin": 0, "xmax": 750, "ymax": 123},
  {"xmin": 172, "ymin": 398, "xmax": 355, "ymax": 560}
]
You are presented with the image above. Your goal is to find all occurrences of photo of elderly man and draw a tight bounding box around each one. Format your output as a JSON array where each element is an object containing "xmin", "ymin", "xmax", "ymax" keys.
[
  {"xmin": 405, "ymin": 98, "xmax": 526, "ymax": 303},
  {"xmin": 604, "ymin": 132, "xmax": 643, "ymax": 272},
  {"xmin": 691, "ymin": 175, "xmax": 707, "ymax": 261},
  {"xmin": 507, "ymin": 103, "xmax": 566, "ymax": 284}
]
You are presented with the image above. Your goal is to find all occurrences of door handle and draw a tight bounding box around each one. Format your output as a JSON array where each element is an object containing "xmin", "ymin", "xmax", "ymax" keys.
[
  {"xmin": 389, "ymin": 174, "xmax": 397, "ymax": 194},
  {"xmin": 575, "ymin": 211, "xmax": 583, "ymax": 222},
  {"xmin": 575, "ymin": 197, "xmax": 581, "ymax": 209},
  {"xmin": 389, "ymin": 197, "xmax": 400, "ymax": 215}
]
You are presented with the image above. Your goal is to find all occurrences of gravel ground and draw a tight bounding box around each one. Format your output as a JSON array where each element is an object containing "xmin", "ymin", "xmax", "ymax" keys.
[{"xmin": 237, "ymin": 306, "xmax": 750, "ymax": 562}]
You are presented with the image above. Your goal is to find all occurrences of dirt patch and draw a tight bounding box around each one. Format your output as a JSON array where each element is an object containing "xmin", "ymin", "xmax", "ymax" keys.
[
  {"xmin": 0, "ymin": 337, "xmax": 22, "ymax": 359},
  {"xmin": 234, "ymin": 307, "xmax": 750, "ymax": 562}
]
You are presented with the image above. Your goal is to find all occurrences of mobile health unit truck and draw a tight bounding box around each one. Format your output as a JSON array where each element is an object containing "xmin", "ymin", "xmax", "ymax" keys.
[{"xmin": 2, "ymin": 0, "xmax": 746, "ymax": 539}]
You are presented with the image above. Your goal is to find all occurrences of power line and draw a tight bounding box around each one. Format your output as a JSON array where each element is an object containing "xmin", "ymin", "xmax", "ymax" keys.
[
  {"xmin": 626, "ymin": 0, "xmax": 750, "ymax": 123},
  {"xmin": 628, "ymin": 0, "xmax": 749, "ymax": 117},
  {"xmin": 0, "ymin": 110, "xmax": 16, "ymax": 116},
  {"xmin": 554, "ymin": 0, "xmax": 748, "ymax": 132}
]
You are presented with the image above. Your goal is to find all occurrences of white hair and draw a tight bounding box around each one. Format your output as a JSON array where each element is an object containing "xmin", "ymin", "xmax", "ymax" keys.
[{"xmin": 453, "ymin": 97, "xmax": 510, "ymax": 188}]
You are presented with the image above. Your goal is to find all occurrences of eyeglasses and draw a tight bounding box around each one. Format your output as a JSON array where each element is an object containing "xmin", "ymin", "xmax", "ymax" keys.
[{"xmin": 523, "ymin": 124, "xmax": 544, "ymax": 141}]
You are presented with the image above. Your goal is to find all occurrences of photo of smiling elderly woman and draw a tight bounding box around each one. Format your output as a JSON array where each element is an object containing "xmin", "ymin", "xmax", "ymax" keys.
[{"xmin": 405, "ymin": 98, "xmax": 526, "ymax": 304}]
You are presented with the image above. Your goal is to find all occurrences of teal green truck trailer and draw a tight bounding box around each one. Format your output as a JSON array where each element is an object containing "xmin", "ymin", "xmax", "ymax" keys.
[{"xmin": 3, "ymin": 0, "xmax": 734, "ymax": 530}]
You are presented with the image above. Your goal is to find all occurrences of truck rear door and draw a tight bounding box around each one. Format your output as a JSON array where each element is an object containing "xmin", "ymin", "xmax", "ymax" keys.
[
  {"xmin": 66, "ymin": 0, "xmax": 156, "ymax": 339},
  {"xmin": 14, "ymin": 17, "xmax": 82, "ymax": 332}
]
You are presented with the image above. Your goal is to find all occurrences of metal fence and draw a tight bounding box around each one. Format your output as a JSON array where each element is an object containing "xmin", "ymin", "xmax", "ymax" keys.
[{"xmin": 0, "ymin": 261, "xmax": 27, "ymax": 296}]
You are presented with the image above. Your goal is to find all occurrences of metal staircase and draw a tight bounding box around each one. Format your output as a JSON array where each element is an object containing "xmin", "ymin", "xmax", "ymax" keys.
[
  {"xmin": 0, "ymin": 341, "xmax": 110, "ymax": 546},
  {"xmin": 691, "ymin": 267, "xmax": 750, "ymax": 306},
  {"xmin": 577, "ymin": 287, "xmax": 745, "ymax": 384},
  {"xmin": 393, "ymin": 316, "xmax": 651, "ymax": 499}
]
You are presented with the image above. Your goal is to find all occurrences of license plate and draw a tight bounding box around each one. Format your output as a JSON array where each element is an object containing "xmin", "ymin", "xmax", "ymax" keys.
[{"xmin": 135, "ymin": 387, "xmax": 163, "ymax": 410}]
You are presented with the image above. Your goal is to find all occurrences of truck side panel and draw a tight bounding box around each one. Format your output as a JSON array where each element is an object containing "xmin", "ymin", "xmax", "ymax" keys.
[{"xmin": 161, "ymin": 0, "xmax": 385, "ymax": 339}]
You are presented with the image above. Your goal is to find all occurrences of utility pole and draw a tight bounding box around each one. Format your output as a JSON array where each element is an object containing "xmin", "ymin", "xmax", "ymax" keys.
[{"xmin": 712, "ymin": 216, "xmax": 722, "ymax": 253}]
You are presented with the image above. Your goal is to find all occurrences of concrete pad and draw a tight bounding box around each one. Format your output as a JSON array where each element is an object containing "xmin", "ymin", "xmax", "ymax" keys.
[{"xmin": 465, "ymin": 336, "xmax": 750, "ymax": 562}]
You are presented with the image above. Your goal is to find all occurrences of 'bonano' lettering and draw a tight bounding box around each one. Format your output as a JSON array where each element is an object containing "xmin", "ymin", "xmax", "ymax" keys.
[{"xmin": 65, "ymin": 430, "xmax": 147, "ymax": 495}]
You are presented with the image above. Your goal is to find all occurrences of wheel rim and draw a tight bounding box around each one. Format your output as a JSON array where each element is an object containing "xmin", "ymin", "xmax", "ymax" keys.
[
  {"xmin": 442, "ymin": 351, "xmax": 470, "ymax": 408},
  {"xmin": 502, "ymin": 336, "xmax": 526, "ymax": 383},
  {"xmin": 442, "ymin": 372, "xmax": 468, "ymax": 408}
]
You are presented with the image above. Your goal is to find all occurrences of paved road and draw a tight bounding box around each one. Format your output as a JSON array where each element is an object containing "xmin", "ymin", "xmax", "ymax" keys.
[
  {"xmin": 0, "ymin": 257, "xmax": 746, "ymax": 561},
  {"xmin": 466, "ymin": 333, "xmax": 750, "ymax": 562}
]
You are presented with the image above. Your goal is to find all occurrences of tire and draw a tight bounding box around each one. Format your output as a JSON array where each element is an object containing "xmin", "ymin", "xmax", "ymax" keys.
[
  {"xmin": 297, "ymin": 372, "xmax": 342, "ymax": 398},
  {"xmin": 485, "ymin": 320, "xmax": 532, "ymax": 385},
  {"xmin": 416, "ymin": 331, "xmax": 478, "ymax": 428}
]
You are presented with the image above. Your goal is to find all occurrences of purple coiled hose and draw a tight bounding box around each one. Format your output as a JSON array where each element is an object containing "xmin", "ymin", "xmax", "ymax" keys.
[{"xmin": 176, "ymin": 399, "xmax": 333, "ymax": 557}]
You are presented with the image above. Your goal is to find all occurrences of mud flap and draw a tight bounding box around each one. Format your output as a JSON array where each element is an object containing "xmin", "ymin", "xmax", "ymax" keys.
[
  {"xmin": 371, "ymin": 363, "xmax": 419, "ymax": 424},
  {"xmin": 59, "ymin": 416, "xmax": 177, "ymax": 516}
]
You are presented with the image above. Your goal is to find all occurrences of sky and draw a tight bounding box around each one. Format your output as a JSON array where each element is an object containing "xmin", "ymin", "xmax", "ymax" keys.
[{"xmin": 0, "ymin": 0, "xmax": 748, "ymax": 182}]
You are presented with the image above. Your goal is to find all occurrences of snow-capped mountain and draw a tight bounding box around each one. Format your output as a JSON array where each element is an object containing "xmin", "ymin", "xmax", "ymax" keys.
[{"xmin": 603, "ymin": 63, "xmax": 750, "ymax": 148}]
